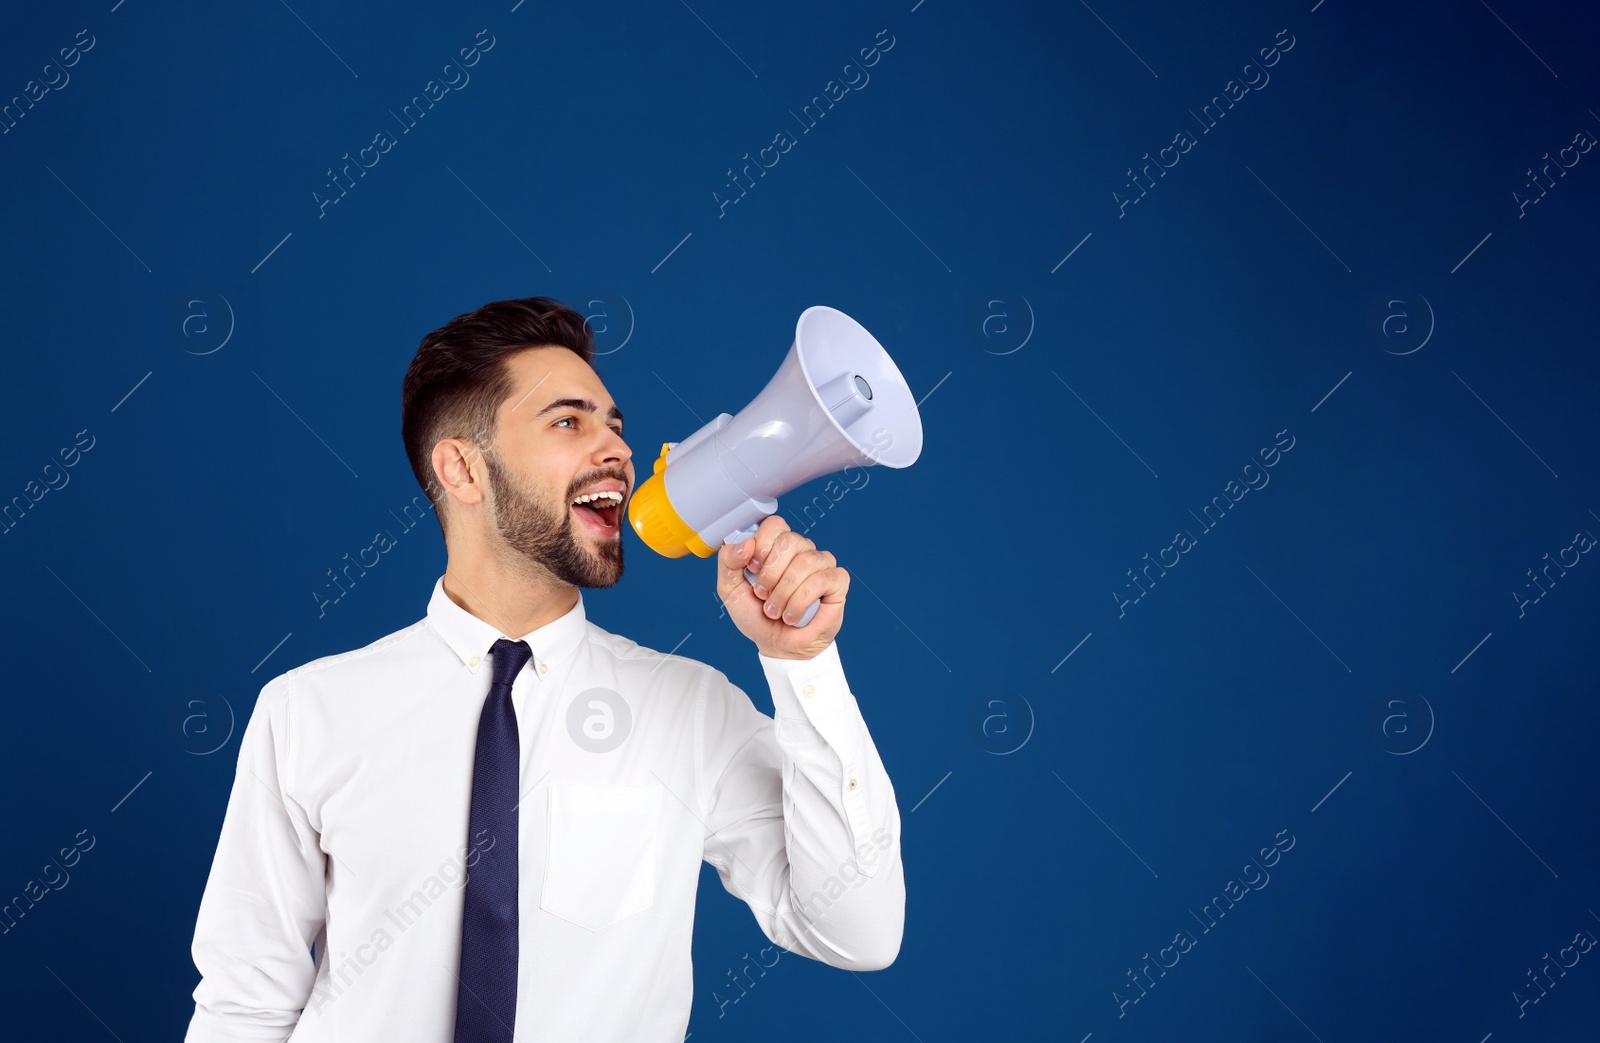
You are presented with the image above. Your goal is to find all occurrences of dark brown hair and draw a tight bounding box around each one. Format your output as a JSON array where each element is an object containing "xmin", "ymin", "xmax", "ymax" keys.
[{"xmin": 401, "ymin": 296, "xmax": 595, "ymax": 535}]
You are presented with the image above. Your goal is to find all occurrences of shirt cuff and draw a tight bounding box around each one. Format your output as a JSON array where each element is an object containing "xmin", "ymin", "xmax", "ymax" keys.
[{"xmin": 758, "ymin": 639, "xmax": 846, "ymax": 721}]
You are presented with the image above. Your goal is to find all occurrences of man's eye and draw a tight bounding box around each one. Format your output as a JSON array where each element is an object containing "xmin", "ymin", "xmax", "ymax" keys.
[{"xmin": 554, "ymin": 416, "xmax": 624, "ymax": 437}]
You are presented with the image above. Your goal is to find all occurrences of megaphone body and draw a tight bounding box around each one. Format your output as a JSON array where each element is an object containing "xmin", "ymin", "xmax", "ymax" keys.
[{"xmin": 629, "ymin": 306, "xmax": 923, "ymax": 627}]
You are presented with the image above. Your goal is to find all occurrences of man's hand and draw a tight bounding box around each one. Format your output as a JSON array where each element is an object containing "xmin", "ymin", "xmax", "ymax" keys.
[{"xmin": 717, "ymin": 515, "xmax": 847, "ymax": 660}]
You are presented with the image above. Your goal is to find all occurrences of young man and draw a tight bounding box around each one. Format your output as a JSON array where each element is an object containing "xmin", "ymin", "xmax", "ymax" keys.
[{"xmin": 184, "ymin": 296, "xmax": 904, "ymax": 1042}]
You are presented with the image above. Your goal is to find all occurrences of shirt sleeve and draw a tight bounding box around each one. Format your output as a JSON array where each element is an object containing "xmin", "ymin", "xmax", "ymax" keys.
[
  {"xmin": 697, "ymin": 638, "xmax": 905, "ymax": 971},
  {"xmin": 185, "ymin": 672, "xmax": 327, "ymax": 1041}
]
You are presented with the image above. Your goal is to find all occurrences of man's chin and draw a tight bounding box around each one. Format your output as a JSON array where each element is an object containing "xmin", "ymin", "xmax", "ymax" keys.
[{"xmin": 575, "ymin": 531, "xmax": 624, "ymax": 585}]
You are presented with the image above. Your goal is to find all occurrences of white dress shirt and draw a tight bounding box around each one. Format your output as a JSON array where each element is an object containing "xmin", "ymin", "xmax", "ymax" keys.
[{"xmin": 184, "ymin": 575, "xmax": 904, "ymax": 1042}]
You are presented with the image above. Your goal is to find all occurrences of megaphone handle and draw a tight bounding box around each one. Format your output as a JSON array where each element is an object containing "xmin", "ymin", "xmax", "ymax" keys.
[{"xmin": 724, "ymin": 526, "xmax": 821, "ymax": 628}]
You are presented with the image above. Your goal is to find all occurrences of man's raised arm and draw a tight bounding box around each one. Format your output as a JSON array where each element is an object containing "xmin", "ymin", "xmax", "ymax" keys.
[{"xmin": 698, "ymin": 639, "xmax": 905, "ymax": 971}]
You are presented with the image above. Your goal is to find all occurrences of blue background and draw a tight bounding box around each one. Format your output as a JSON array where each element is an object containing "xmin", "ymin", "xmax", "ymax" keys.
[{"xmin": 3, "ymin": 0, "xmax": 1598, "ymax": 1039}]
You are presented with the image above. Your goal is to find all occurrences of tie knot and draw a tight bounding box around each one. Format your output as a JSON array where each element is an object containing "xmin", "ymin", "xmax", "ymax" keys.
[{"xmin": 488, "ymin": 638, "xmax": 532, "ymax": 688}]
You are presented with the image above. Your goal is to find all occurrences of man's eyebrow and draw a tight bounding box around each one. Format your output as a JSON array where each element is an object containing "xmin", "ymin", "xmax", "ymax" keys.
[{"xmin": 532, "ymin": 397, "xmax": 624, "ymax": 425}]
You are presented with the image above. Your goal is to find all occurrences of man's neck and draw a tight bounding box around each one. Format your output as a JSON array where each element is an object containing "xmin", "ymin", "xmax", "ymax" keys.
[{"xmin": 442, "ymin": 549, "xmax": 578, "ymax": 640}]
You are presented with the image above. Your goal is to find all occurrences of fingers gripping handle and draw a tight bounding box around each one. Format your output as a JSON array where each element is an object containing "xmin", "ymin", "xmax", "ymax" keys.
[{"xmin": 724, "ymin": 525, "xmax": 821, "ymax": 628}]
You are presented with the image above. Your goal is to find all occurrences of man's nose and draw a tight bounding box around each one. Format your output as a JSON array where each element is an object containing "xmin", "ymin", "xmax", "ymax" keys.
[{"xmin": 597, "ymin": 429, "xmax": 630, "ymax": 465}]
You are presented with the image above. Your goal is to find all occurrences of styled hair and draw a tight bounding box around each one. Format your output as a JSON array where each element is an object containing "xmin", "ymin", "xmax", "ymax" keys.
[{"xmin": 401, "ymin": 296, "xmax": 595, "ymax": 536}]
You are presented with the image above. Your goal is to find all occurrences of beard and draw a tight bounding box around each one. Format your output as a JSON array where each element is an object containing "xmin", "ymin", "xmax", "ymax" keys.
[{"xmin": 483, "ymin": 447, "xmax": 623, "ymax": 588}]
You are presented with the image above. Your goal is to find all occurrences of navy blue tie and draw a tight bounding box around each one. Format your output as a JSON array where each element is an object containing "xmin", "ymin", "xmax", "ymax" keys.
[{"xmin": 455, "ymin": 637, "xmax": 531, "ymax": 1042}]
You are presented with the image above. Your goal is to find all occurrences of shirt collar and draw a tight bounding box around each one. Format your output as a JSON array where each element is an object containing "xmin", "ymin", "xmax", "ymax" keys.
[{"xmin": 424, "ymin": 575, "xmax": 589, "ymax": 678}]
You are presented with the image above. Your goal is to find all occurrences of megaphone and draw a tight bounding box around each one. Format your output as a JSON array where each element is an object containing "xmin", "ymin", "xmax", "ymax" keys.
[{"xmin": 628, "ymin": 306, "xmax": 923, "ymax": 627}]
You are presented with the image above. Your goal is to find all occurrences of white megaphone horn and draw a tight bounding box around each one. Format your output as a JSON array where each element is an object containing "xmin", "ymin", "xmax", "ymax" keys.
[{"xmin": 627, "ymin": 306, "xmax": 924, "ymax": 627}]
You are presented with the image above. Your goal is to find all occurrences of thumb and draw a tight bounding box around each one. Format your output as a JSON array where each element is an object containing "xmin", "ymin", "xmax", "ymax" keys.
[{"xmin": 720, "ymin": 537, "xmax": 752, "ymax": 573}]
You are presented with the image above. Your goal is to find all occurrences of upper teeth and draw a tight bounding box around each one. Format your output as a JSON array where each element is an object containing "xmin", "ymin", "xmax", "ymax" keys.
[{"xmin": 572, "ymin": 491, "xmax": 622, "ymax": 506}]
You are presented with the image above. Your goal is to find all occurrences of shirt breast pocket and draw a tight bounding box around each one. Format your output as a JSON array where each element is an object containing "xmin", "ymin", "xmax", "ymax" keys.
[{"xmin": 541, "ymin": 784, "xmax": 661, "ymax": 931}]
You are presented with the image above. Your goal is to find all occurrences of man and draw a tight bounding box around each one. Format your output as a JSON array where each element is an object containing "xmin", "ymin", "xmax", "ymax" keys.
[{"xmin": 184, "ymin": 296, "xmax": 904, "ymax": 1041}]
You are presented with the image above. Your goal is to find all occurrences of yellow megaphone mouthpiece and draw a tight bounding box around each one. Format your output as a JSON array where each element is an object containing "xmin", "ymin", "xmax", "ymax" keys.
[{"xmin": 627, "ymin": 442, "xmax": 715, "ymax": 559}]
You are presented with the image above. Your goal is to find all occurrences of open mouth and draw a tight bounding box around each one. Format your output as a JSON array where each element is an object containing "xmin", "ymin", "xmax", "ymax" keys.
[{"xmin": 571, "ymin": 491, "xmax": 623, "ymax": 535}]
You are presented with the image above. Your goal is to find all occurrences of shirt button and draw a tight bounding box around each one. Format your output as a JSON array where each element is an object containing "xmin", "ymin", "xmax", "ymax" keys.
[
  {"xmin": 801, "ymin": 683, "xmax": 816, "ymax": 698},
  {"xmin": 469, "ymin": 654, "xmax": 481, "ymax": 668},
  {"xmin": 537, "ymin": 662, "xmax": 549, "ymax": 676},
  {"xmin": 847, "ymin": 777, "xmax": 858, "ymax": 790}
]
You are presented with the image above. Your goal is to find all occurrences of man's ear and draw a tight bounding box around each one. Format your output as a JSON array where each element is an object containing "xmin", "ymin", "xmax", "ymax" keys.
[{"xmin": 432, "ymin": 438, "xmax": 487, "ymax": 510}]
